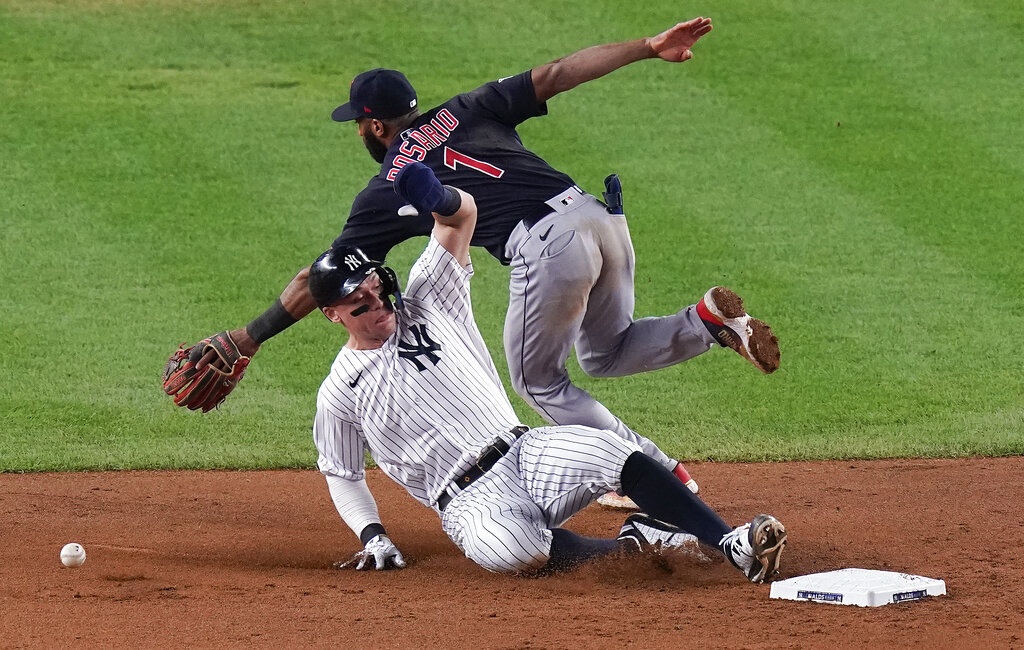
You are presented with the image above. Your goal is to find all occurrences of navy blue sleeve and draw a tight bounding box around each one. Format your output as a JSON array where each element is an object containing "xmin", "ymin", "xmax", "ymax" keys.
[
  {"xmin": 331, "ymin": 178, "xmax": 434, "ymax": 262},
  {"xmin": 455, "ymin": 70, "xmax": 547, "ymax": 127}
]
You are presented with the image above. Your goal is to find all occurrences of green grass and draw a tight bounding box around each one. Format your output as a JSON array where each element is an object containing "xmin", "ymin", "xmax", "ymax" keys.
[{"xmin": 2, "ymin": 0, "xmax": 1022, "ymax": 470}]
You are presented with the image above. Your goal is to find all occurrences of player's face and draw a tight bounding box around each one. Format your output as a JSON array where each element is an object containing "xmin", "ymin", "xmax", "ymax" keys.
[
  {"xmin": 356, "ymin": 118, "xmax": 388, "ymax": 163},
  {"xmin": 326, "ymin": 272, "xmax": 396, "ymax": 349}
]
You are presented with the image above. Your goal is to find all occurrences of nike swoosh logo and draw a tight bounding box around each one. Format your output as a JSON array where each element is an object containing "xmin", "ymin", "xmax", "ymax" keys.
[
  {"xmin": 537, "ymin": 225, "xmax": 554, "ymax": 241},
  {"xmin": 348, "ymin": 371, "xmax": 363, "ymax": 388}
]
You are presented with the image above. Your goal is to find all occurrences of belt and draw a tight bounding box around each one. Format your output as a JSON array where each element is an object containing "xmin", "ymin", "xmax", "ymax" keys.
[
  {"xmin": 436, "ymin": 425, "xmax": 529, "ymax": 512},
  {"xmin": 522, "ymin": 185, "xmax": 586, "ymax": 230}
]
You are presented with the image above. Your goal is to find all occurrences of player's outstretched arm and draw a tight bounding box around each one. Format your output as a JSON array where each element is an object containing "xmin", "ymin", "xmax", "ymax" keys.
[
  {"xmin": 325, "ymin": 474, "xmax": 406, "ymax": 571},
  {"xmin": 531, "ymin": 17, "xmax": 712, "ymax": 103},
  {"xmin": 393, "ymin": 161, "xmax": 477, "ymax": 266},
  {"xmin": 648, "ymin": 17, "xmax": 714, "ymax": 63},
  {"xmin": 195, "ymin": 266, "xmax": 317, "ymax": 372},
  {"xmin": 165, "ymin": 266, "xmax": 317, "ymax": 412}
]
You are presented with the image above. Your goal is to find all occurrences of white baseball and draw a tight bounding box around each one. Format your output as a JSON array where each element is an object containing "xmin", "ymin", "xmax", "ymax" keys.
[{"xmin": 60, "ymin": 543, "xmax": 86, "ymax": 568}]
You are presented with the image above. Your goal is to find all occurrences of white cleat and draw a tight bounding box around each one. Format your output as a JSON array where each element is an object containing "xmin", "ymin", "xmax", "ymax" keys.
[
  {"xmin": 696, "ymin": 286, "xmax": 780, "ymax": 374},
  {"xmin": 719, "ymin": 514, "xmax": 787, "ymax": 583},
  {"xmin": 618, "ymin": 514, "xmax": 705, "ymax": 557}
]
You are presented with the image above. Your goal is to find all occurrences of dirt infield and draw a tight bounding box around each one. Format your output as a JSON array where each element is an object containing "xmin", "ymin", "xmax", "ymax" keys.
[{"xmin": 3, "ymin": 457, "xmax": 1021, "ymax": 648}]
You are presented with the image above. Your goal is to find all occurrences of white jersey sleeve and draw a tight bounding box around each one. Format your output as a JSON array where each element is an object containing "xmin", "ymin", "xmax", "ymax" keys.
[
  {"xmin": 325, "ymin": 474, "xmax": 382, "ymax": 539},
  {"xmin": 404, "ymin": 235, "xmax": 475, "ymax": 323},
  {"xmin": 313, "ymin": 367, "xmax": 368, "ymax": 480}
]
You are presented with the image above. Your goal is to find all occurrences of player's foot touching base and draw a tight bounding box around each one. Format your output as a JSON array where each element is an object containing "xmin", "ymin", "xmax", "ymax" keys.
[
  {"xmin": 719, "ymin": 514, "xmax": 787, "ymax": 583},
  {"xmin": 697, "ymin": 286, "xmax": 780, "ymax": 374},
  {"xmin": 619, "ymin": 513, "xmax": 786, "ymax": 582}
]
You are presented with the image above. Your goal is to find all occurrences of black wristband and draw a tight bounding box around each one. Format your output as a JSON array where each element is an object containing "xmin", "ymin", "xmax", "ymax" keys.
[
  {"xmin": 359, "ymin": 523, "xmax": 387, "ymax": 544},
  {"xmin": 437, "ymin": 185, "xmax": 462, "ymax": 217},
  {"xmin": 245, "ymin": 298, "xmax": 298, "ymax": 344}
]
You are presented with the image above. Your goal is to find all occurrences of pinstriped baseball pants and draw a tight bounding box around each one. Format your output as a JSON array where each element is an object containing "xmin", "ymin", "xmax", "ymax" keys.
[{"xmin": 440, "ymin": 424, "xmax": 641, "ymax": 573}]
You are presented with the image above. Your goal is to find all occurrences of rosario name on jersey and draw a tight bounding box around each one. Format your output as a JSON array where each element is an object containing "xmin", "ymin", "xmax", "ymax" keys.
[
  {"xmin": 313, "ymin": 237, "xmax": 523, "ymax": 509},
  {"xmin": 333, "ymin": 70, "xmax": 576, "ymax": 263}
]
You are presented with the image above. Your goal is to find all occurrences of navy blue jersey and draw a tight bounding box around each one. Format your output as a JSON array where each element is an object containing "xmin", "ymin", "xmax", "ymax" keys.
[{"xmin": 332, "ymin": 71, "xmax": 576, "ymax": 263}]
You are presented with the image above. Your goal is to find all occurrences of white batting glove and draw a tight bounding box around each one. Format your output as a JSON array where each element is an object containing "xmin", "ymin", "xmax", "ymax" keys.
[{"xmin": 337, "ymin": 535, "xmax": 407, "ymax": 571}]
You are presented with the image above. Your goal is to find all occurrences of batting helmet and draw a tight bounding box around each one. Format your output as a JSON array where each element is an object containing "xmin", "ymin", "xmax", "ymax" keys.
[{"xmin": 308, "ymin": 246, "xmax": 401, "ymax": 309}]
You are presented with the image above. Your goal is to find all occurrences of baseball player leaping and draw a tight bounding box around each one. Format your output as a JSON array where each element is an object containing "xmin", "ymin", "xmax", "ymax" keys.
[
  {"xmin": 313, "ymin": 162, "xmax": 786, "ymax": 581},
  {"xmin": 189, "ymin": 17, "xmax": 778, "ymax": 508}
]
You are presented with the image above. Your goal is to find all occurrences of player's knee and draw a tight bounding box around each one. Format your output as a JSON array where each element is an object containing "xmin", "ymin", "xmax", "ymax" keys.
[
  {"xmin": 455, "ymin": 520, "xmax": 549, "ymax": 573},
  {"xmin": 577, "ymin": 354, "xmax": 622, "ymax": 378},
  {"xmin": 463, "ymin": 533, "xmax": 549, "ymax": 574},
  {"xmin": 507, "ymin": 368, "xmax": 529, "ymax": 399},
  {"xmin": 577, "ymin": 343, "xmax": 635, "ymax": 378},
  {"xmin": 466, "ymin": 547, "xmax": 548, "ymax": 574},
  {"xmin": 509, "ymin": 371, "xmax": 572, "ymax": 411}
]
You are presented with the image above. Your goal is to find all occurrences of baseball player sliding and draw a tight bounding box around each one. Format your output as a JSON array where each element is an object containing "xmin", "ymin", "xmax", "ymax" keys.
[
  {"xmin": 313, "ymin": 161, "xmax": 786, "ymax": 580},
  {"xmin": 172, "ymin": 17, "xmax": 780, "ymax": 509}
]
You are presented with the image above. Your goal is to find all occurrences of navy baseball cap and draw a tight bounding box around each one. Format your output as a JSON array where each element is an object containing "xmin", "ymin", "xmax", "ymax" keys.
[{"xmin": 331, "ymin": 69, "xmax": 418, "ymax": 122}]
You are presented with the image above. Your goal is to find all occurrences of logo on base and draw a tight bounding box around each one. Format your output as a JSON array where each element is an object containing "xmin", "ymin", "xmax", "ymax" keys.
[
  {"xmin": 892, "ymin": 590, "xmax": 927, "ymax": 603},
  {"xmin": 797, "ymin": 590, "xmax": 843, "ymax": 603}
]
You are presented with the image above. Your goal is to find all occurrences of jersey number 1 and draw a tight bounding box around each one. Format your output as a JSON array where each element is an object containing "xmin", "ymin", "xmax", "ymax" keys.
[{"xmin": 443, "ymin": 146, "xmax": 505, "ymax": 179}]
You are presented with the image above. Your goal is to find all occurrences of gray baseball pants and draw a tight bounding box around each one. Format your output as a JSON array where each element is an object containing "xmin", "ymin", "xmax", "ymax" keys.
[{"xmin": 503, "ymin": 188, "xmax": 716, "ymax": 457}]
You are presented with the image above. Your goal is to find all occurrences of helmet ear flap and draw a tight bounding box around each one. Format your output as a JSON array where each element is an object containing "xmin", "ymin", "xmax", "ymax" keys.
[
  {"xmin": 376, "ymin": 265, "xmax": 400, "ymax": 297},
  {"xmin": 375, "ymin": 265, "xmax": 403, "ymax": 309}
]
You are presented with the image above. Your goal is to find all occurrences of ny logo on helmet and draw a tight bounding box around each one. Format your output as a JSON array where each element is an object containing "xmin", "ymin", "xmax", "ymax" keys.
[{"xmin": 343, "ymin": 254, "xmax": 362, "ymax": 270}]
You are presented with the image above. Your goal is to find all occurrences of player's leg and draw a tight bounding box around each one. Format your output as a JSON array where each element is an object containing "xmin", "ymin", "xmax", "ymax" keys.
[
  {"xmin": 440, "ymin": 456, "xmax": 554, "ymax": 573},
  {"xmin": 504, "ymin": 217, "xmax": 633, "ymax": 438},
  {"xmin": 573, "ymin": 204, "xmax": 716, "ymax": 378},
  {"xmin": 518, "ymin": 427, "xmax": 702, "ymax": 569},
  {"xmin": 439, "ymin": 438, "xmax": 633, "ymax": 573},
  {"xmin": 517, "ymin": 424, "xmax": 640, "ymax": 527},
  {"xmin": 619, "ymin": 451, "xmax": 787, "ymax": 583},
  {"xmin": 573, "ymin": 203, "xmax": 781, "ymax": 377},
  {"xmin": 504, "ymin": 212, "xmax": 696, "ymax": 506},
  {"xmin": 518, "ymin": 426, "xmax": 786, "ymax": 581},
  {"xmin": 517, "ymin": 425, "xmax": 648, "ymax": 570}
]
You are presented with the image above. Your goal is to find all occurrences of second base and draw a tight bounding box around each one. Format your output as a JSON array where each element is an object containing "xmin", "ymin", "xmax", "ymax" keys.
[{"xmin": 769, "ymin": 568, "xmax": 946, "ymax": 607}]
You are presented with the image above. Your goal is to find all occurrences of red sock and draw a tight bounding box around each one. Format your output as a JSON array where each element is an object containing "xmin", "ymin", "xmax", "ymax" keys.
[
  {"xmin": 695, "ymin": 298, "xmax": 722, "ymax": 326},
  {"xmin": 673, "ymin": 462, "xmax": 699, "ymax": 493}
]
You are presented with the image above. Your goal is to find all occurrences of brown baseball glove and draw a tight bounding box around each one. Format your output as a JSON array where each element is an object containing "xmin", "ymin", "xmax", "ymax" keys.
[{"xmin": 162, "ymin": 331, "xmax": 251, "ymax": 412}]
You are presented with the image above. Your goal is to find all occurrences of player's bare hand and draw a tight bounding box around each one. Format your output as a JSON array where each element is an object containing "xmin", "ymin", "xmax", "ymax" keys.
[
  {"xmin": 648, "ymin": 17, "xmax": 713, "ymax": 63},
  {"xmin": 196, "ymin": 328, "xmax": 259, "ymax": 372},
  {"xmin": 334, "ymin": 535, "xmax": 407, "ymax": 571}
]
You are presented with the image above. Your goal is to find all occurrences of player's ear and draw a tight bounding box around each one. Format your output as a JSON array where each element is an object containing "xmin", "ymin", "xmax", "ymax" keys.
[
  {"xmin": 370, "ymin": 119, "xmax": 386, "ymax": 137},
  {"xmin": 321, "ymin": 305, "xmax": 345, "ymax": 324}
]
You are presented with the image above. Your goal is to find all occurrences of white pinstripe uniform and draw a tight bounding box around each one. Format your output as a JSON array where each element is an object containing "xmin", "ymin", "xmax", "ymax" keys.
[{"xmin": 314, "ymin": 236, "xmax": 672, "ymax": 572}]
